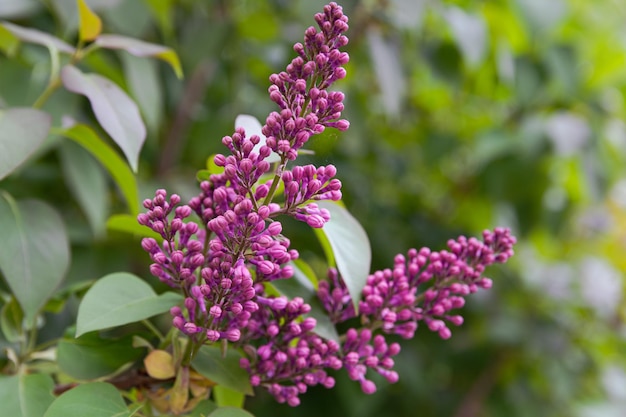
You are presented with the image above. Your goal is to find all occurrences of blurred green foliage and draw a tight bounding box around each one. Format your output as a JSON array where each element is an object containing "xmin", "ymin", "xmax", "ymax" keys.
[{"xmin": 2, "ymin": 0, "xmax": 626, "ymax": 416}]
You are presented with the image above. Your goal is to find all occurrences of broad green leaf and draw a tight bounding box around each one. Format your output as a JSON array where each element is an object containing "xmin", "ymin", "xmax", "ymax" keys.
[
  {"xmin": 208, "ymin": 407, "xmax": 255, "ymax": 417},
  {"xmin": 121, "ymin": 52, "xmax": 163, "ymax": 134},
  {"xmin": 76, "ymin": 272, "xmax": 183, "ymax": 337},
  {"xmin": 189, "ymin": 400, "xmax": 218, "ymax": 417},
  {"xmin": 43, "ymin": 382, "xmax": 131, "ymax": 417},
  {"xmin": 61, "ymin": 65, "xmax": 146, "ymax": 172},
  {"xmin": 234, "ymin": 115, "xmax": 280, "ymax": 163},
  {"xmin": 192, "ymin": 346, "xmax": 254, "ymax": 396},
  {"xmin": 77, "ymin": 0, "xmax": 102, "ymax": 42},
  {"xmin": 0, "ymin": 297, "xmax": 24, "ymax": 343},
  {"xmin": 0, "ymin": 21, "xmax": 75, "ymax": 53},
  {"xmin": 59, "ymin": 141, "xmax": 108, "ymax": 238},
  {"xmin": 58, "ymin": 124, "xmax": 139, "ymax": 214},
  {"xmin": 107, "ymin": 213, "xmax": 161, "ymax": 239},
  {"xmin": 213, "ymin": 386, "xmax": 245, "ymax": 408},
  {"xmin": 0, "ymin": 373, "xmax": 55, "ymax": 417},
  {"xmin": 95, "ymin": 34, "xmax": 183, "ymax": 78},
  {"xmin": 0, "ymin": 194, "xmax": 70, "ymax": 327},
  {"xmin": 316, "ymin": 201, "xmax": 371, "ymax": 310},
  {"xmin": 0, "ymin": 108, "xmax": 51, "ymax": 180},
  {"xmin": 57, "ymin": 333, "xmax": 143, "ymax": 380}
]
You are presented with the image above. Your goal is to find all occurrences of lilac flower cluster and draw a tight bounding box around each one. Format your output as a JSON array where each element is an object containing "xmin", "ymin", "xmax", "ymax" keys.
[
  {"xmin": 138, "ymin": 2, "xmax": 517, "ymax": 408},
  {"xmin": 138, "ymin": 1, "xmax": 350, "ymax": 361},
  {"xmin": 319, "ymin": 228, "xmax": 516, "ymax": 340},
  {"xmin": 243, "ymin": 228, "xmax": 515, "ymax": 405},
  {"xmin": 264, "ymin": 2, "xmax": 350, "ymax": 161},
  {"xmin": 239, "ymin": 286, "xmax": 341, "ymax": 406}
]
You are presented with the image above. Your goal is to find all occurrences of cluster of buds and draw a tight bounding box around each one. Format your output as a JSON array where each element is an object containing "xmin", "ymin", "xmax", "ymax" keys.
[{"xmin": 138, "ymin": 2, "xmax": 516, "ymax": 408}]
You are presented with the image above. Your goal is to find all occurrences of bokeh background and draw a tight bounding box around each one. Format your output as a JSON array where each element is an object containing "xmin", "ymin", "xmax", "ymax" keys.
[{"xmin": 2, "ymin": 0, "xmax": 626, "ymax": 416}]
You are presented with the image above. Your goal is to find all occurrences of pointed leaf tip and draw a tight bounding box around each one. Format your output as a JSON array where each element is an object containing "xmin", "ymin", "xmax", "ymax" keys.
[
  {"xmin": 77, "ymin": 0, "xmax": 102, "ymax": 42},
  {"xmin": 95, "ymin": 34, "xmax": 183, "ymax": 78},
  {"xmin": 61, "ymin": 65, "xmax": 146, "ymax": 172}
]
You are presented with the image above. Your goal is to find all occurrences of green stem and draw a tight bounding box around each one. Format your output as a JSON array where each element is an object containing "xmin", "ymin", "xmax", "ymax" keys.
[
  {"xmin": 141, "ymin": 319, "xmax": 165, "ymax": 341},
  {"xmin": 32, "ymin": 78, "xmax": 62, "ymax": 109},
  {"xmin": 24, "ymin": 323, "xmax": 38, "ymax": 359},
  {"xmin": 262, "ymin": 155, "xmax": 287, "ymax": 206}
]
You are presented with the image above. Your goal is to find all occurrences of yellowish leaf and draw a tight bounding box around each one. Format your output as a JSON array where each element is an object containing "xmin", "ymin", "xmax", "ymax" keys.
[
  {"xmin": 77, "ymin": 0, "xmax": 102, "ymax": 42},
  {"xmin": 154, "ymin": 49, "xmax": 183, "ymax": 79},
  {"xmin": 0, "ymin": 25, "xmax": 19, "ymax": 56},
  {"xmin": 144, "ymin": 349, "xmax": 176, "ymax": 380}
]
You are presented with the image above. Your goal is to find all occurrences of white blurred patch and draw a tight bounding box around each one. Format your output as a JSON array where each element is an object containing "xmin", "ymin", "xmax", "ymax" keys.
[
  {"xmin": 605, "ymin": 118, "xmax": 626, "ymax": 153},
  {"xmin": 579, "ymin": 257, "xmax": 622, "ymax": 319},
  {"xmin": 545, "ymin": 112, "xmax": 591, "ymax": 156},
  {"xmin": 609, "ymin": 178, "xmax": 626, "ymax": 209},
  {"xmin": 367, "ymin": 28, "xmax": 406, "ymax": 116},
  {"xmin": 602, "ymin": 365, "xmax": 626, "ymax": 401},
  {"xmin": 496, "ymin": 42, "xmax": 515, "ymax": 83},
  {"xmin": 444, "ymin": 7, "xmax": 488, "ymax": 68},
  {"xmin": 516, "ymin": 0, "xmax": 567, "ymax": 32},
  {"xmin": 389, "ymin": 0, "xmax": 426, "ymax": 30},
  {"xmin": 523, "ymin": 254, "xmax": 574, "ymax": 300},
  {"xmin": 542, "ymin": 186, "xmax": 567, "ymax": 211}
]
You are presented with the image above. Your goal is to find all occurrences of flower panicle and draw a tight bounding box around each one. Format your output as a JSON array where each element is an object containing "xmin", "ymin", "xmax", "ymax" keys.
[
  {"xmin": 263, "ymin": 1, "xmax": 350, "ymax": 161},
  {"xmin": 137, "ymin": 2, "xmax": 518, "ymax": 408}
]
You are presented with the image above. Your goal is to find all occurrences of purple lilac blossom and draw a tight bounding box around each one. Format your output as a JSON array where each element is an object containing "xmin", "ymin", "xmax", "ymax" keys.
[
  {"xmin": 138, "ymin": 1, "xmax": 517, "ymax": 407},
  {"xmin": 263, "ymin": 2, "xmax": 350, "ymax": 161},
  {"xmin": 318, "ymin": 228, "xmax": 517, "ymax": 340}
]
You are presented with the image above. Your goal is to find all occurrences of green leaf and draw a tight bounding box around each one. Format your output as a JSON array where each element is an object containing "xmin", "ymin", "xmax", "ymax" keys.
[
  {"xmin": 316, "ymin": 201, "xmax": 371, "ymax": 310},
  {"xmin": 0, "ymin": 194, "xmax": 70, "ymax": 327},
  {"xmin": 207, "ymin": 407, "xmax": 255, "ymax": 417},
  {"xmin": 0, "ymin": 297, "xmax": 24, "ymax": 343},
  {"xmin": 77, "ymin": 0, "xmax": 102, "ymax": 42},
  {"xmin": 192, "ymin": 346, "xmax": 254, "ymax": 396},
  {"xmin": 57, "ymin": 333, "xmax": 143, "ymax": 380},
  {"xmin": 60, "ymin": 65, "xmax": 146, "ymax": 172},
  {"xmin": 95, "ymin": 34, "xmax": 183, "ymax": 78},
  {"xmin": 107, "ymin": 213, "xmax": 161, "ymax": 240},
  {"xmin": 59, "ymin": 141, "xmax": 108, "ymax": 238},
  {"xmin": 76, "ymin": 272, "xmax": 183, "ymax": 337},
  {"xmin": 0, "ymin": 373, "xmax": 55, "ymax": 417},
  {"xmin": 188, "ymin": 400, "xmax": 218, "ymax": 417},
  {"xmin": 0, "ymin": 108, "xmax": 51, "ymax": 180},
  {"xmin": 212, "ymin": 386, "xmax": 245, "ymax": 408},
  {"xmin": 0, "ymin": 21, "xmax": 75, "ymax": 53},
  {"xmin": 58, "ymin": 124, "xmax": 139, "ymax": 214},
  {"xmin": 43, "ymin": 382, "xmax": 131, "ymax": 417}
]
